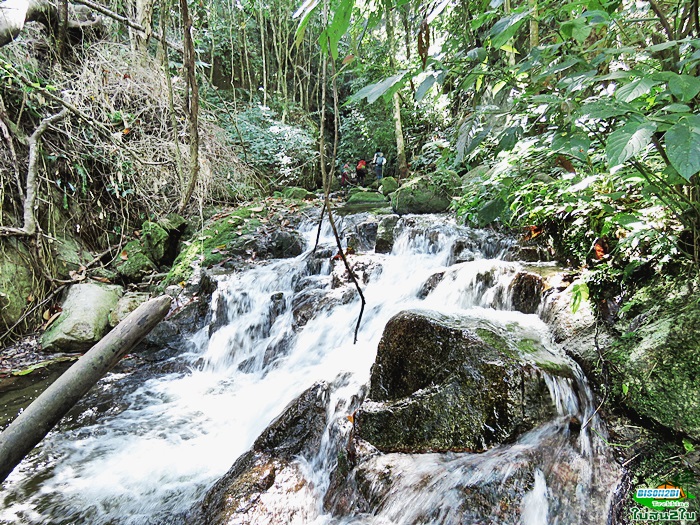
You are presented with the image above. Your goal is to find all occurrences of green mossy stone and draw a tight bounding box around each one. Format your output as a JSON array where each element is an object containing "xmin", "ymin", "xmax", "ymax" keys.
[
  {"xmin": 615, "ymin": 298, "xmax": 700, "ymax": 439},
  {"xmin": 346, "ymin": 191, "xmax": 387, "ymax": 204},
  {"xmin": 282, "ymin": 187, "xmax": 314, "ymax": 200},
  {"xmin": 0, "ymin": 239, "xmax": 35, "ymax": 331},
  {"xmin": 162, "ymin": 210, "xmax": 262, "ymax": 287},
  {"xmin": 390, "ymin": 177, "xmax": 452, "ymax": 215},
  {"xmin": 141, "ymin": 221, "xmax": 169, "ymax": 264},
  {"xmin": 380, "ymin": 177, "xmax": 399, "ymax": 196},
  {"xmin": 115, "ymin": 240, "xmax": 157, "ymax": 281}
]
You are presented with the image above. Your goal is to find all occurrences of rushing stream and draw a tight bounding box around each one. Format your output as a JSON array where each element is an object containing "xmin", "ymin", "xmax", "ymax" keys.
[{"xmin": 0, "ymin": 212, "xmax": 622, "ymax": 524}]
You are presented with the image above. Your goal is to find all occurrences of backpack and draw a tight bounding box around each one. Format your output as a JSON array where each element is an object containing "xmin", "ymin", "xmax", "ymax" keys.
[{"xmin": 376, "ymin": 155, "xmax": 385, "ymax": 166}]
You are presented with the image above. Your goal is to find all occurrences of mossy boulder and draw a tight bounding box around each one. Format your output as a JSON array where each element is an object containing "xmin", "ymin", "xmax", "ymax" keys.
[
  {"xmin": 52, "ymin": 234, "xmax": 93, "ymax": 280},
  {"xmin": 379, "ymin": 176, "xmax": 399, "ymax": 196},
  {"xmin": 108, "ymin": 291, "xmax": 150, "ymax": 327},
  {"xmin": 282, "ymin": 187, "xmax": 315, "ymax": 200},
  {"xmin": 163, "ymin": 209, "xmax": 263, "ymax": 286},
  {"xmin": 0, "ymin": 239, "xmax": 35, "ymax": 331},
  {"xmin": 389, "ymin": 176, "xmax": 453, "ymax": 215},
  {"xmin": 40, "ymin": 282, "xmax": 123, "ymax": 352},
  {"xmin": 355, "ymin": 310, "xmax": 561, "ymax": 452},
  {"xmin": 613, "ymin": 295, "xmax": 700, "ymax": 439},
  {"xmin": 115, "ymin": 240, "xmax": 158, "ymax": 281},
  {"xmin": 141, "ymin": 221, "xmax": 169, "ymax": 264},
  {"xmin": 346, "ymin": 191, "xmax": 387, "ymax": 205}
]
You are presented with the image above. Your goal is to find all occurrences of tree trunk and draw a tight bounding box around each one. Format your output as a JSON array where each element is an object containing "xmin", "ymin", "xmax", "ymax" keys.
[
  {"xmin": 178, "ymin": 0, "xmax": 200, "ymax": 212},
  {"xmin": 384, "ymin": 0, "xmax": 408, "ymax": 180},
  {"xmin": 0, "ymin": 295, "xmax": 172, "ymax": 483}
]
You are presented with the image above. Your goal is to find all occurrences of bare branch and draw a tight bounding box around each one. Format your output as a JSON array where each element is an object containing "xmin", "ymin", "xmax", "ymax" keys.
[{"xmin": 0, "ymin": 105, "xmax": 68, "ymax": 237}]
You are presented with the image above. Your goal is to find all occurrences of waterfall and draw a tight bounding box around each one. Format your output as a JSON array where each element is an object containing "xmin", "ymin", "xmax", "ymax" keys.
[{"xmin": 0, "ymin": 212, "xmax": 621, "ymax": 525}]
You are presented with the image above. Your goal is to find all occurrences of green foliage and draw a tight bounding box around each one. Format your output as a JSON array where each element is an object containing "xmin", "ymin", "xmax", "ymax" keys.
[{"xmin": 235, "ymin": 104, "xmax": 320, "ymax": 188}]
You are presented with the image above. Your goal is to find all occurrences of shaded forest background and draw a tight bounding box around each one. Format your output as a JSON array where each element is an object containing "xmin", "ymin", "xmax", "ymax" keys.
[{"xmin": 1, "ymin": 0, "xmax": 700, "ymax": 341}]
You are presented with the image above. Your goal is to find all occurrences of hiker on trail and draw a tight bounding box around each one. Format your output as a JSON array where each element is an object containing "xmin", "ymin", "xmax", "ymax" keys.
[
  {"xmin": 356, "ymin": 159, "xmax": 367, "ymax": 186},
  {"xmin": 373, "ymin": 150, "xmax": 385, "ymax": 180},
  {"xmin": 340, "ymin": 163, "xmax": 351, "ymax": 188}
]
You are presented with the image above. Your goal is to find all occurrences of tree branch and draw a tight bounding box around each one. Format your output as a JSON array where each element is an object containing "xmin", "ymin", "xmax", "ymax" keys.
[{"xmin": 0, "ymin": 106, "xmax": 68, "ymax": 237}]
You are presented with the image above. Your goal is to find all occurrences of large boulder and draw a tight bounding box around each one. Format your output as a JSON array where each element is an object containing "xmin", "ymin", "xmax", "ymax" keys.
[
  {"xmin": 190, "ymin": 382, "xmax": 330, "ymax": 525},
  {"xmin": 0, "ymin": 239, "xmax": 35, "ymax": 332},
  {"xmin": 389, "ymin": 176, "xmax": 454, "ymax": 215},
  {"xmin": 355, "ymin": 310, "xmax": 565, "ymax": 452},
  {"xmin": 379, "ymin": 176, "xmax": 399, "ymax": 196},
  {"xmin": 40, "ymin": 282, "xmax": 123, "ymax": 352},
  {"xmin": 614, "ymin": 297, "xmax": 700, "ymax": 440}
]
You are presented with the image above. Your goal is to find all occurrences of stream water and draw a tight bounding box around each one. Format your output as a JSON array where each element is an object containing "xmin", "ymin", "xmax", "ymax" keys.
[{"xmin": 0, "ymin": 212, "xmax": 622, "ymax": 524}]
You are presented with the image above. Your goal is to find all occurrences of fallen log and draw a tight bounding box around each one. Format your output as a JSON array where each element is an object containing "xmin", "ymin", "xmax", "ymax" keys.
[{"xmin": 0, "ymin": 294, "xmax": 172, "ymax": 484}]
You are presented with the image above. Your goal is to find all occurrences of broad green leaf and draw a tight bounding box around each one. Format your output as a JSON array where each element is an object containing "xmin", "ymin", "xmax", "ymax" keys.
[
  {"xmin": 415, "ymin": 75, "xmax": 436, "ymax": 102},
  {"xmin": 579, "ymin": 99, "xmax": 636, "ymax": 119},
  {"xmin": 293, "ymin": 0, "xmax": 319, "ymax": 48},
  {"xmin": 606, "ymin": 121, "xmax": 657, "ymax": 167},
  {"xmin": 665, "ymin": 116, "xmax": 700, "ymax": 181},
  {"xmin": 561, "ymin": 18, "xmax": 591, "ymax": 43},
  {"xmin": 467, "ymin": 47, "xmax": 487, "ymax": 61},
  {"xmin": 570, "ymin": 282, "xmax": 589, "ymax": 314},
  {"xmin": 351, "ymin": 73, "xmax": 406, "ymax": 104},
  {"xmin": 326, "ymin": 0, "xmax": 353, "ymax": 60},
  {"xmin": 648, "ymin": 40, "xmax": 678, "ymax": 52},
  {"xmin": 660, "ymin": 103, "xmax": 692, "ymax": 113},
  {"xmin": 615, "ymin": 78, "xmax": 661, "ymax": 103},
  {"xmin": 668, "ymin": 74, "xmax": 700, "ymax": 102},
  {"xmin": 552, "ymin": 133, "xmax": 590, "ymax": 161},
  {"xmin": 489, "ymin": 10, "xmax": 529, "ymax": 49}
]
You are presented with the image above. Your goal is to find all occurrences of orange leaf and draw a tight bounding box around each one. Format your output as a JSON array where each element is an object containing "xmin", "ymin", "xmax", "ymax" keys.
[
  {"xmin": 342, "ymin": 54, "xmax": 355, "ymax": 65},
  {"xmin": 120, "ymin": 250, "xmax": 129, "ymax": 260}
]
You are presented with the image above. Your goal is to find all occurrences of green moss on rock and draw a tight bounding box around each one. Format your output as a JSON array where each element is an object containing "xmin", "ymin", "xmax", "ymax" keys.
[
  {"xmin": 613, "ymin": 296, "xmax": 700, "ymax": 439},
  {"xmin": 115, "ymin": 240, "xmax": 157, "ymax": 281},
  {"xmin": 380, "ymin": 176, "xmax": 399, "ymax": 196},
  {"xmin": 347, "ymin": 191, "xmax": 387, "ymax": 204},
  {"xmin": 390, "ymin": 176, "xmax": 453, "ymax": 215}
]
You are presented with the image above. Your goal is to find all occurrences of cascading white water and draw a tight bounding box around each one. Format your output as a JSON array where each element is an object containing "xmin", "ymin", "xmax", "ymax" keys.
[{"xmin": 0, "ymin": 212, "xmax": 620, "ymax": 524}]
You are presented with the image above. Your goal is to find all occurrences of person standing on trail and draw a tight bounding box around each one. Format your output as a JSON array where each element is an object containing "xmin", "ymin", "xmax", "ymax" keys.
[
  {"xmin": 356, "ymin": 159, "xmax": 367, "ymax": 186},
  {"xmin": 373, "ymin": 150, "xmax": 385, "ymax": 180}
]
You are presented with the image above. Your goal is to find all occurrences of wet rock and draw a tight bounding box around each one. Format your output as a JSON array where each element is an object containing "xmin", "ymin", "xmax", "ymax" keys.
[
  {"xmin": 254, "ymin": 381, "xmax": 330, "ymax": 458},
  {"xmin": 354, "ymin": 220, "xmax": 378, "ymax": 252},
  {"xmin": 264, "ymin": 231, "xmax": 304, "ymax": 259},
  {"xmin": 40, "ymin": 283, "xmax": 123, "ymax": 352},
  {"xmin": 509, "ymin": 272, "xmax": 545, "ymax": 314},
  {"xmin": 506, "ymin": 244, "xmax": 553, "ymax": 262},
  {"xmin": 191, "ymin": 382, "xmax": 330, "ymax": 525},
  {"xmin": 374, "ymin": 215, "xmax": 399, "ymax": 254},
  {"xmin": 355, "ymin": 310, "xmax": 558, "ymax": 452},
  {"xmin": 417, "ymin": 271, "xmax": 445, "ymax": 299}
]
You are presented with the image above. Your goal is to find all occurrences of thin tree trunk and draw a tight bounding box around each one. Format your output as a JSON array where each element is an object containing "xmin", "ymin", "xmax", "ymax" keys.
[
  {"xmin": 529, "ymin": 0, "xmax": 539, "ymax": 48},
  {"xmin": 384, "ymin": 0, "xmax": 408, "ymax": 180},
  {"xmin": 258, "ymin": 3, "xmax": 268, "ymax": 106},
  {"xmin": 159, "ymin": 0, "xmax": 185, "ymax": 192},
  {"xmin": 178, "ymin": 0, "xmax": 200, "ymax": 212}
]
